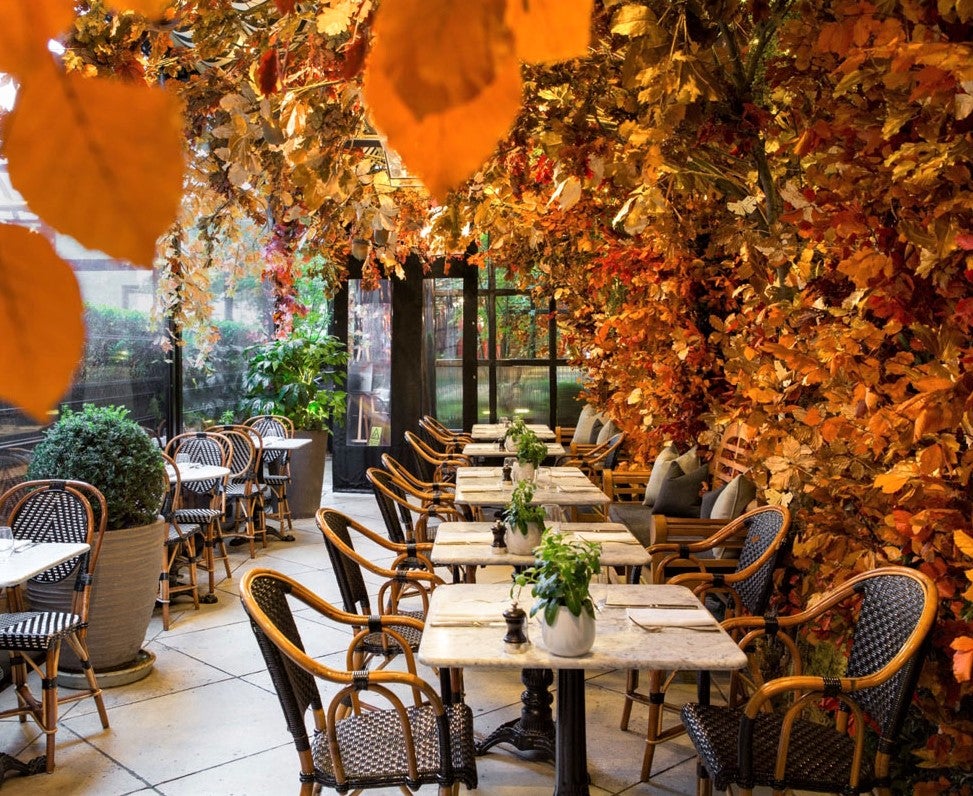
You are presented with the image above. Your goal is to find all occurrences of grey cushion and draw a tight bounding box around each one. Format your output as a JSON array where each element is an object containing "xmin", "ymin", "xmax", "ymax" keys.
[
  {"xmin": 710, "ymin": 474, "xmax": 756, "ymax": 520},
  {"xmin": 571, "ymin": 405, "xmax": 600, "ymax": 446},
  {"xmin": 589, "ymin": 417, "xmax": 605, "ymax": 444},
  {"xmin": 609, "ymin": 503, "xmax": 655, "ymax": 547},
  {"xmin": 652, "ymin": 462, "xmax": 710, "ymax": 518},
  {"xmin": 642, "ymin": 444, "xmax": 680, "ymax": 507},
  {"xmin": 595, "ymin": 419, "xmax": 618, "ymax": 445},
  {"xmin": 700, "ymin": 484, "xmax": 725, "ymax": 519}
]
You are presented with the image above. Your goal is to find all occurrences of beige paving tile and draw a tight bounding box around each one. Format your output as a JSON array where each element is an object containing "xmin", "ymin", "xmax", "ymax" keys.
[{"xmin": 154, "ymin": 742, "xmax": 297, "ymax": 795}]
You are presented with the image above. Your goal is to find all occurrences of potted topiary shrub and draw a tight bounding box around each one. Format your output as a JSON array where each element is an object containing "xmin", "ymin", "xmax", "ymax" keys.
[
  {"xmin": 501, "ymin": 481, "xmax": 547, "ymax": 555},
  {"xmin": 242, "ymin": 322, "xmax": 348, "ymax": 517},
  {"xmin": 515, "ymin": 429, "xmax": 548, "ymax": 483},
  {"xmin": 27, "ymin": 404, "xmax": 167, "ymax": 684},
  {"xmin": 512, "ymin": 531, "xmax": 601, "ymax": 657}
]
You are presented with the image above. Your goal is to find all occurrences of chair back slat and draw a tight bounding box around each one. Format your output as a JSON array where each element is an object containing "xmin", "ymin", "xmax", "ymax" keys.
[
  {"xmin": 732, "ymin": 507, "xmax": 789, "ymax": 615},
  {"xmin": 166, "ymin": 432, "xmax": 230, "ymax": 496},
  {"xmin": 244, "ymin": 573, "xmax": 323, "ymax": 741},
  {"xmin": 847, "ymin": 572, "xmax": 931, "ymax": 737},
  {"xmin": 245, "ymin": 415, "xmax": 291, "ymax": 466},
  {"xmin": 367, "ymin": 467, "xmax": 414, "ymax": 543},
  {"xmin": 318, "ymin": 509, "xmax": 372, "ymax": 614}
]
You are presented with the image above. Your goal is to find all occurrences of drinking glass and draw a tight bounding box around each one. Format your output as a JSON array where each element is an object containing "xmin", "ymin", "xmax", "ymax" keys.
[{"xmin": 0, "ymin": 526, "xmax": 14, "ymax": 563}]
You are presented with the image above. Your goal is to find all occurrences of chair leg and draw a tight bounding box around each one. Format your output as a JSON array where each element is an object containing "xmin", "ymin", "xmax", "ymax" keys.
[
  {"xmin": 620, "ymin": 668, "xmax": 639, "ymax": 730},
  {"xmin": 43, "ymin": 644, "xmax": 60, "ymax": 772},
  {"xmin": 62, "ymin": 632, "xmax": 110, "ymax": 730},
  {"xmin": 641, "ymin": 669, "xmax": 666, "ymax": 780}
]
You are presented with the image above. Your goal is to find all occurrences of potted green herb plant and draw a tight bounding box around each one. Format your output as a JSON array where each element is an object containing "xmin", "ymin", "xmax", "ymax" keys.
[
  {"xmin": 515, "ymin": 428, "xmax": 548, "ymax": 483},
  {"xmin": 243, "ymin": 322, "xmax": 348, "ymax": 517},
  {"xmin": 501, "ymin": 481, "xmax": 547, "ymax": 555},
  {"xmin": 512, "ymin": 531, "xmax": 601, "ymax": 657},
  {"xmin": 503, "ymin": 416, "xmax": 528, "ymax": 452},
  {"xmin": 27, "ymin": 404, "xmax": 167, "ymax": 683}
]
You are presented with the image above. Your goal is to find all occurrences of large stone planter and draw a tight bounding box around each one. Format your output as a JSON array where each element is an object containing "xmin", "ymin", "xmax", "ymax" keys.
[
  {"xmin": 289, "ymin": 429, "xmax": 329, "ymax": 519},
  {"xmin": 28, "ymin": 517, "xmax": 166, "ymax": 686}
]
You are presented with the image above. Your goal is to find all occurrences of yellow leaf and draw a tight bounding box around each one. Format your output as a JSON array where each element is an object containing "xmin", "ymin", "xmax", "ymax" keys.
[
  {"xmin": 0, "ymin": 0, "xmax": 75, "ymax": 76},
  {"xmin": 505, "ymin": 0, "xmax": 592, "ymax": 63},
  {"xmin": 874, "ymin": 463, "xmax": 917, "ymax": 493},
  {"xmin": 0, "ymin": 224, "xmax": 84, "ymax": 421},
  {"xmin": 102, "ymin": 0, "xmax": 172, "ymax": 17},
  {"xmin": 955, "ymin": 530, "xmax": 973, "ymax": 559},
  {"xmin": 2, "ymin": 63, "xmax": 185, "ymax": 267},
  {"xmin": 363, "ymin": 0, "xmax": 522, "ymax": 200}
]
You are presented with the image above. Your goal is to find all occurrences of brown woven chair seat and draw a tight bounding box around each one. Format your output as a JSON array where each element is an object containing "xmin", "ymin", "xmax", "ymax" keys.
[
  {"xmin": 310, "ymin": 702, "xmax": 477, "ymax": 790},
  {"xmin": 0, "ymin": 611, "xmax": 82, "ymax": 651},
  {"xmin": 681, "ymin": 703, "xmax": 875, "ymax": 792}
]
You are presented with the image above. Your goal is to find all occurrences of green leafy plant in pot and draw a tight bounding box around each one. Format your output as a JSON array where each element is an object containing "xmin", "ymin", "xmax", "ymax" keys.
[
  {"xmin": 242, "ymin": 322, "xmax": 348, "ymax": 517},
  {"xmin": 503, "ymin": 416, "xmax": 528, "ymax": 451},
  {"xmin": 501, "ymin": 480, "xmax": 547, "ymax": 555},
  {"xmin": 515, "ymin": 428, "xmax": 548, "ymax": 482},
  {"xmin": 512, "ymin": 531, "xmax": 601, "ymax": 657},
  {"xmin": 27, "ymin": 404, "xmax": 167, "ymax": 680}
]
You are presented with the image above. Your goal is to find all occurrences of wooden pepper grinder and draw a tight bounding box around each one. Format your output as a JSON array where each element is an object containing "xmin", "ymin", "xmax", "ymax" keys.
[
  {"xmin": 491, "ymin": 518, "xmax": 507, "ymax": 555},
  {"xmin": 503, "ymin": 602, "xmax": 529, "ymax": 653}
]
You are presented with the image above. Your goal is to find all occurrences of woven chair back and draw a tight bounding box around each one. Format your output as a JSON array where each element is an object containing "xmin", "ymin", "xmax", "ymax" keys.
[
  {"xmin": 403, "ymin": 430, "xmax": 438, "ymax": 482},
  {"xmin": 0, "ymin": 479, "xmax": 104, "ymax": 588},
  {"xmin": 243, "ymin": 572, "xmax": 323, "ymax": 742},
  {"xmin": 166, "ymin": 432, "xmax": 230, "ymax": 496},
  {"xmin": 366, "ymin": 467, "xmax": 414, "ymax": 544},
  {"xmin": 731, "ymin": 506, "xmax": 790, "ymax": 615},
  {"xmin": 244, "ymin": 415, "xmax": 292, "ymax": 467},
  {"xmin": 317, "ymin": 509, "xmax": 372, "ymax": 614},
  {"xmin": 846, "ymin": 570, "xmax": 934, "ymax": 738},
  {"xmin": 208, "ymin": 426, "xmax": 258, "ymax": 483}
]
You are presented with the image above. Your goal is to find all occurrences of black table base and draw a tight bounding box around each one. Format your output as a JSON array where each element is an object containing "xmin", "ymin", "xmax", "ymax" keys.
[
  {"xmin": 475, "ymin": 667, "xmax": 555, "ymax": 760},
  {"xmin": 0, "ymin": 753, "xmax": 47, "ymax": 783}
]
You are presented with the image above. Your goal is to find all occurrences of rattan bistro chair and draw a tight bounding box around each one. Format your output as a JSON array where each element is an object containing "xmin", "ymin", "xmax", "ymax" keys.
[
  {"xmin": 165, "ymin": 431, "xmax": 232, "ymax": 598},
  {"xmin": 241, "ymin": 569, "xmax": 478, "ymax": 795},
  {"xmin": 0, "ymin": 480, "xmax": 110, "ymax": 773},
  {"xmin": 316, "ymin": 508, "xmax": 439, "ymax": 668},
  {"xmin": 404, "ymin": 430, "xmax": 472, "ymax": 483},
  {"xmin": 680, "ymin": 565, "xmax": 937, "ymax": 796},
  {"xmin": 366, "ymin": 467, "xmax": 463, "ymax": 543},
  {"xmin": 207, "ymin": 424, "xmax": 268, "ymax": 558},
  {"xmin": 159, "ymin": 454, "xmax": 201, "ymax": 630},
  {"xmin": 620, "ymin": 505, "xmax": 792, "ymax": 781},
  {"xmin": 244, "ymin": 414, "xmax": 295, "ymax": 535}
]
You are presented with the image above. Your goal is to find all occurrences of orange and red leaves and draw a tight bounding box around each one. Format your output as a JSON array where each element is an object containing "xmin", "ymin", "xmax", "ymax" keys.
[
  {"xmin": 274, "ymin": 0, "xmax": 296, "ymax": 14},
  {"xmin": 950, "ymin": 636, "xmax": 973, "ymax": 683},
  {"xmin": 0, "ymin": 226, "xmax": 84, "ymax": 421},
  {"xmin": 2, "ymin": 65, "xmax": 186, "ymax": 267},
  {"xmin": 363, "ymin": 0, "xmax": 593, "ymax": 199},
  {"xmin": 258, "ymin": 50, "xmax": 281, "ymax": 96}
]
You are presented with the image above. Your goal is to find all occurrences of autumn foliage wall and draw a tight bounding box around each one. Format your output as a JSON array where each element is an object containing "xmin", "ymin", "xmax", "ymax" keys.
[
  {"xmin": 5, "ymin": 0, "xmax": 969, "ymax": 782},
  {"xmin": 449, "ymin": 0, "xmax": 973, "ymax": 781}
]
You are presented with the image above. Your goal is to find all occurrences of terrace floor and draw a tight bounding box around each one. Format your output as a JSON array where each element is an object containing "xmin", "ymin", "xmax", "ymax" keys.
[{"xmin": 0, "ymin": 472, "xmax": 721, "ymax": 795}]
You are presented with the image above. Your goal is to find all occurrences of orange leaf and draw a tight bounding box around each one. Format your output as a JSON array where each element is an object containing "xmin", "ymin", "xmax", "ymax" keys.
[
  {"xmin": 102, "ymin": 0, "xmax": 172, "ymax": 17},
  {"xmin": 874, "ymin": 463, "xmax": 917, "ymax": 493},
  {"xmin": 950, "ymin": 636, "xmax": 973, "ymax": 683},
  {"xmin": 0, "ymin": 0, "xmax": 75, "ymax": 76},
  {"xmin": 0, "ymin": 224, "xmax": 84, "ymax": 421},
  {"xmin": 955, "ymin": 530, "xmax": 973, "ymax": 559},
  {"xmin": 505, "ymin": 0, "xmax": 593, "ymax": 63},
  {"xmin": 2, "ymin": 62, "xmax": 185, "ymax": 267},
  {"xmin": 363, "ymin": 0, "xmax": 522, "ymax": 200}
]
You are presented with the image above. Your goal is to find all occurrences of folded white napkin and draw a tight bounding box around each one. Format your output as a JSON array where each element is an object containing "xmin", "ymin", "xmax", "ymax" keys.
[
  {"xmin": 627, "ymin": 607, "xmax": 716, "ymax": 627},
  {"xmin": 434, "ymin": 532, "xmax": 494, "ymax": 545},
  {"xmin": 573, "ymin": 532, "xmax": 639, "ymax": 544},
  {"xmin": 558, "ymin": 485, "xmax": 596, "ymax": 493},
  {"xmin": 604, "ymin": 586, "xmax": 699, "ymax": 608},
  {"xmin": 462, "ymin": 483, "xmax": 506, "ymax": 492},
  {"xmin": 430, "ymin": 600, "xmax": 506, "ymax": 626},
  {"xmin": 464, "ymin": 469, "xmax": 501, "ymax": 478}
]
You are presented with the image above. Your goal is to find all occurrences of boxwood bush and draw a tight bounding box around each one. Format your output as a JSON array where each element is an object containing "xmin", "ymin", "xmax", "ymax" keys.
[{"xmin": 28, "ymin": 404, "xmax": 166, "ymax": 530}]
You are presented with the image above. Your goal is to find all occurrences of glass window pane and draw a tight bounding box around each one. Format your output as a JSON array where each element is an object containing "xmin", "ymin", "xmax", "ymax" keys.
[
  {"xmin": 347, "ymin": 280, "xmax": 392, "ymax": 446},
  {"xmin": 477, "ymin": 364, "xmax": 490, "ymax": 423},
  {"xmin": 496, "ymin": 295, "xmax": 550, "ymax": 359},
  {"xmin": 424, "ymin": 278, "xmax": 464, "ymax": 428},
  {"xmin": 497, "ymin": 365, "xmax": 549, "ymax": 423},
  {"xmin": 555, "ymin": 366, "xmax": 585, "ymax": 425}
]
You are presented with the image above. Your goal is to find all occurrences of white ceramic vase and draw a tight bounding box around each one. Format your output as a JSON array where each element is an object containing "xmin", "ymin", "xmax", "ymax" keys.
[
  {"xmin": 505, "ymin": 521, "xmax": 543, "ymax": 555},
  {"xmin": 515, "ymin": 462, "xmax": 535, "ymax": 484},
  {"xmin": 540, "ymin": 605, "xmax": 596, "ymax": 657},
  {"xmin": 504, "ymin": 436, "xmax": 518, "ymax": 452}
]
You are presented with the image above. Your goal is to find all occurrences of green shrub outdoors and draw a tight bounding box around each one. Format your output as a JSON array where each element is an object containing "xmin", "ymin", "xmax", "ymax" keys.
[{"xmin": 28, "ymin": 404, "xmax": 166, "ymax": 530}]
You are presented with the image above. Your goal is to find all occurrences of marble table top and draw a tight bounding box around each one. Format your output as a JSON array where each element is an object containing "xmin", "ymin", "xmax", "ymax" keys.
[
  {"xmin": 454, "ymin": 467, "xmax": 609, "ymax": 507},
  {"xmin": 260, "ymin": 436, "xmax": 312, "ymax": 451},
  {"xmin": 432, "ymin": 521, "xmax": 649, "ymax": 568},
  {"xmin": 167, "ymin": 463, "xmax": 231, "ymax": 483},
  {"xmin": 471, "ymin": 423, "xmax": 557, "ymax": 441},
  {"xmin": 0, "ymin": 542, "xmax": 90, "ymax": 588},
  {"xmin": 418, "ymin": 582, "xmax": 748, "ymax": 672}
]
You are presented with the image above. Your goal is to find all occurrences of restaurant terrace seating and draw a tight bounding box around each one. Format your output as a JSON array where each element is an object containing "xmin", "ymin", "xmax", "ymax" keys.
[
  {"xmin": 419, "ymin": 415, "xmax": 474, "ymax": 451},
  {"xmin": 680, "ymin": 566, "xmax": 936, "ymax": 796},
  {"xmin": 366, "ymin": 466, "xmax": 463, "ymax": 543},
  {"xmin": 0, "ymin": 480, "xmax": 110, "ymax": 773},
  {"xmin": 158, "ymin": 454, "xmax": 201, "ymax": 630},
  {"xmin": 620, "ymin": 505, "xmax": 792, "ymax": 780},
  {"xmin": 206, "ymin": 424, "xmax": 268, "ymax": 558},
  {"xmin": 404, "ymin": 430, "xmax": 472, "ymax": 483},
  {"xmin": 241, "ymin": 568, "xmax": 478, "ymax": 795},
  {"xmin": 243, "ymin": 414, "xmax": 295, "ymax": 536},
  {"xmin": 165, "ymin": 431, "xmax": 232, "ymax": 597}
]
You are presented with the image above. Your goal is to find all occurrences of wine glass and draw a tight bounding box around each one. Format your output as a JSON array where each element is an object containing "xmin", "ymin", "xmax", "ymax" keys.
[{"xmin": 0, "ymin": 526, "xmax": 14, "ymax": 563}]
